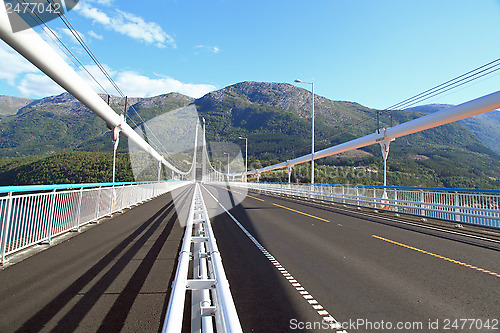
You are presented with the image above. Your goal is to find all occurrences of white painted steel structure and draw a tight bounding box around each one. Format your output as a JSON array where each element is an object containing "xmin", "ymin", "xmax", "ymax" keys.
[
  {"xmin": 163, "ymin": 183, "xmax": 242, "ymax": 333},
  {"xmin": 0, "ymin": 181, "xmax": 189, "ymax": 265},
  {"xmin": 0, "ymin": 7, "xmax": 189, "ymax": 177},
  {"xmin": 227, "ymin": 182, "xmax": 500, "ymax": 229}
]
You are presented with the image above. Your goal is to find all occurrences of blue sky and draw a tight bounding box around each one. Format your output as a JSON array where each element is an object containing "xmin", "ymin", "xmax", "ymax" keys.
[{"xmin": 1, "ymin": 0, "xmax": 499, "ymax": 109}]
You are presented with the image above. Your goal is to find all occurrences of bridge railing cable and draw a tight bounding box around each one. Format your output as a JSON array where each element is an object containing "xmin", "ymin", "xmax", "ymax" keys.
[
  {"xmin": 283, "ymin": 58, "xmax": 500, "ymax": 162},
  {"xmin": 0, "ymin": 7, "xmax": 195, "ymax": 178},
  {"xmin": 234, "ymin": 89, "xmax": 500, "ymax": 179}
]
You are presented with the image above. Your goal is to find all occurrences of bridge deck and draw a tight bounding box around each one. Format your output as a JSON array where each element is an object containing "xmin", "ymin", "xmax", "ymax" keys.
[
  {"xmin": 0, "ymin": 189, "xmax": 188, "ymax": 332},
  {"xmin": 202, "ymin": 184, "xmax": 500, "ymax": 332},
  {"xmin": 0, "ymin": 184, "xmax": 498, "ymax": 332}
]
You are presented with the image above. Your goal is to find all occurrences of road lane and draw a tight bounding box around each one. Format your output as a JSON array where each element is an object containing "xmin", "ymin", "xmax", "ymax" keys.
[
  {"xmin": 0, "ymin": 188, "xmax": 191, "ymax": 333},
  {"xmin": 0, "ymin": 182, "xmax": 497, "ymax": 333},
  {"xmin": 204, "ymin": 184, "xmax": 500, "ymax": 333},
  {"xmin": 202, "ymin": 185, "xmax": 329, "ymax": 332}
]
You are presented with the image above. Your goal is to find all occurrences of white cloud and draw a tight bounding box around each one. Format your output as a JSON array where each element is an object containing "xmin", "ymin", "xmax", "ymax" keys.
[
  {"xmin": 60, "ymin": 27, "xmax": 87, "ymax": 44},
  {"xmin": 195, "ymin": 45, "xmax": 221, "ymax": 54},
  {"xmin": 0, "ymin": 33, "xmax": 210, "ymax": 99},
  {"xmin": 38, "ymin": 27, "xmax": 74, "ymax": 62},
  {"xmin": 75, "ymin": 2, "xmax": 175, "ymax": 48},
  {"xmin": 75, "ymin": 65, "xmax": 214, "ymax": 99},
  {"xmin": 91, "ymin": 0, "xmax": 114, "ymax": 6},
  {"xmin": 18, "ymin": 74, "xmax": 65, "ymax": 97},
  {"xmin": 0, "ymin": 33, "xmax": 69, "ymax": 98},
  {"xmin": 114, "ymin": 71, "xmax": 215, "ymax": 98},
  {"xmin": 0, "ymin": 40, "xmax": 38, "ymax": 85},
  {"xmin": 88, "ymin": 30, "xmax": 103, "ymax": 40},
  {"xmin": 76, "ymin": 2, "xmax": 111, "ymax": 25}
]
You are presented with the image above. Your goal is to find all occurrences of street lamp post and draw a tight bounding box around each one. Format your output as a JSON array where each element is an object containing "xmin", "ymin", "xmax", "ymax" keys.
[
  {"xmin": 219, "ymin": 160, "xmax": 222, "ymax": 182},
  {"xmin": 223, "ymin": 152, "xmax": 229, "ymax": 181},
  {"xmin": 294, "ymin": 79, "xmax": 315, "ymax": 184},
  {"xmin": 239, "ymin": 136, "xmax": 248, "ymax": 182},
  {"xmin": 202, "ymin": 117, "xmax": 206, "ymax": 182}
]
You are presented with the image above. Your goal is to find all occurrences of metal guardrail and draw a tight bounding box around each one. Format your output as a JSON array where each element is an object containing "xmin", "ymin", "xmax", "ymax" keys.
[
  {"xmin": 0, "ymin": 180, "xmax": 190, "ymax": 265},
  {"xmin": 227, "ymin": 182, "xmax": 500, "ymax": 229},
  {"xmin": 163, "ymin": 183, "xmax": 242, "ymax": 333}
]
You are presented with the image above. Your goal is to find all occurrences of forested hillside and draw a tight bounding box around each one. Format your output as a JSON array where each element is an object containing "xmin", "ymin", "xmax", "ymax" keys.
[{"xmin": 0, "ymin": 82, "xmax": 498, "ymax": 188}]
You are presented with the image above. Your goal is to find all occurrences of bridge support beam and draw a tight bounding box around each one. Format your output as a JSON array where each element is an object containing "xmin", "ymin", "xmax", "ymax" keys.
[
  {"xmin": 112, "ymin": 114, "xmax": 125, "ymax": 183},
  {"xmin": 378, "ymin": 137, "xmax": 394, "ymax": 209},
  {"xmin": 157, "ymin": 161, "xmax": 162, "ymax": 181},
  {"xmin": 244, "ymin": 90, "xmax": 500, "ymax": 178},
  {"xmin": 0, "ymin": 9, "xmax": 189, "ymax": 179},
  {"xmin": 287, "ymin": 165, "xmax": 292, "ymax": 184},
  {"xmin": 378, "ymin": 137, "xmax": 394, "ymax": 188}
]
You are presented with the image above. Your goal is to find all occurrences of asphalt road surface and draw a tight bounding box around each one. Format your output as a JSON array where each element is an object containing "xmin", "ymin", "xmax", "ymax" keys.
[
  {"xmin": 0, "ymin": 183, "xmax": 498, "ymax": 332},
  {"xmin": 0, "ymin": 187, "xmax": 192, "ymax": 333},
  {"xmin": 202, "ymin": 184, "xmax": 500, "ymax": 333}
]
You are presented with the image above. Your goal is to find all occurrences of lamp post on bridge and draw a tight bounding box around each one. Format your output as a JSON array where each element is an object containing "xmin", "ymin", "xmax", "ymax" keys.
[
  {"xmin": 218, "ymin": 161, "xmax": 222, "ymax": 181},
  {"xmin": 202, "ymin": 117, "xmax": 206, "ymax": 182},
  {"xmin": 223, "ymin": 152, "xmax": 229, "ymax": 181},
  {"xmin": 294, "ymin": 79, "xmax": 315, "ymax": 185},
  {"xmin": 238, "ymin": 136, "xmax": 248, "ymax": 182}
]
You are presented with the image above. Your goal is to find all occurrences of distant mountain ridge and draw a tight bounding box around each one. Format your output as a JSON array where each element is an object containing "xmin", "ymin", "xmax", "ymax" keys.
[
  {"xmin": 0, "ymin": 81, "xmax": 499, "ymax": 188},
  {"xmin": 0, "ymin": 92, "xmax": 194, "ymax": 156},
  {"xmin": 0, "ymin": 95, "xmax": 34, "ymax": 116},
  {"xmin": 406, "ymin": 104, "xmax": 500, "ymax": 155},
  {"xmin": 1, "ymin": 83, "xmax": 497, "ymax": 158},
  {"xmin": 197, "ymin": 81, "xmax": 376, "ymax": 127}
]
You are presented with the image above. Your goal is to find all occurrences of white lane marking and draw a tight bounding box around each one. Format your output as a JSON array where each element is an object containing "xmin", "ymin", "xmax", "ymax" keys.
[{"xmin": 203, "ymin": 185, "xmax": 345, "ymax": 332}]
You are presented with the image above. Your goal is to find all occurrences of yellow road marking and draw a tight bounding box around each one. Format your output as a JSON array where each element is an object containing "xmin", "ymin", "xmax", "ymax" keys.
[
  {"xmin": 372, "ymin": 235, "xmax": 500, "ymax": 278},
  {"xmin": 225, "ymin": 188, "xmax": 264, "ymax": 202},
  {"xmin": 247, "ymin": 195, "xmax": 265, "ymax": 202},
  {"xmin": 272, "ymin": 203, "xmax": 330, "ymax": 223}
]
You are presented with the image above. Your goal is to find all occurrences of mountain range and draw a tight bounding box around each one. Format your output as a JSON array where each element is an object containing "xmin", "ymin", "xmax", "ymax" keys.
[
  {"xmin": 406, "ymin": 104, "xmax": 500, "ymax": 155},
  {"xmin": 0, "ymin": 81, "xmax": 499, "ymax": 188}
]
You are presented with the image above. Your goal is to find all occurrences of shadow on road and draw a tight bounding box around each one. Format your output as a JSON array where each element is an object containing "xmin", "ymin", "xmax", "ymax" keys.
[{"xmin": 202, "ymin": 184, "xmax": 310, "ymax": 332}]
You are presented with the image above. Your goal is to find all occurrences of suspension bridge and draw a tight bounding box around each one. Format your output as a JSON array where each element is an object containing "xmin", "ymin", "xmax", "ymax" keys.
[{"xmin": 1, "ymin": 5, "xmax": 500, "ymax": 333}]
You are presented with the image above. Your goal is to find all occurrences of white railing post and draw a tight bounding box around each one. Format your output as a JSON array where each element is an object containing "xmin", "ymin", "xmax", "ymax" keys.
[
  {"xmin": 109, "ymin": 185, "xmax": 115, "ymax": 216},
  {"xmin": 95, "ymin": 186, "xmax": 102, "ymax": 222},
  {"xmin": 74, "ymin": 187, "xmax": 83, "ymax": 232},
  {"xmin": 394, "ymin": 188, "xmax": 398, "ymax": 212},
  {"xmin": 45, "ymin": 189, "xmax": 57, "ymax": 243},
  {"xmin": 420, "ymin": 190, "xmax": 425, "ymax": 217},
  {"xmin": 1, "ymin": 192, "xmax": 13, "ymax": 265},
  {"xmin": 356, "ymin": 187, "xmax": 360, "ymax": 206}
]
